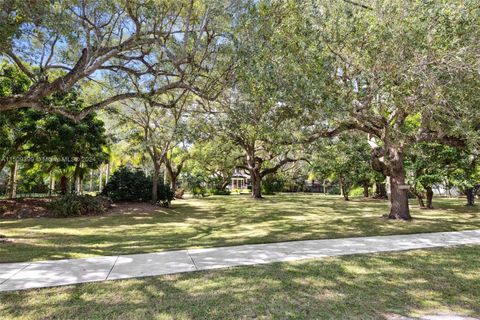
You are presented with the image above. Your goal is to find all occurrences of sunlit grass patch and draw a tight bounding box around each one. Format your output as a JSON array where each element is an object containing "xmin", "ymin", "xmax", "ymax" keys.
[
  {"xmin": 0, "ymin": 194, "xmax": 478, "ymax": 262},
  {"xmin": 1, "ymin": 246, "xmax": 479, "ymax": 319}
]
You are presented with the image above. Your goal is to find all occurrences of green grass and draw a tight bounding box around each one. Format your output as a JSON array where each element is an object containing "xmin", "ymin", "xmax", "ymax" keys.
[
  {"xmin": 1, "ymin": 245, "xmax": 479, "ymax": 319},
  {"xmin": 0, "ymin": 194, "xmax": 479, "ymax": 263}
]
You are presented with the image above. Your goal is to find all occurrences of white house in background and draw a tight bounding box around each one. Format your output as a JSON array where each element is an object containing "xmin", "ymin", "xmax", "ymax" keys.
[
  {"xmin": 432, "ymin": 184, "xmax": 461, "ymax": 197},
  {"xmin": 229, "ymin": 169, "xmax": 250, "ymax": 190}
]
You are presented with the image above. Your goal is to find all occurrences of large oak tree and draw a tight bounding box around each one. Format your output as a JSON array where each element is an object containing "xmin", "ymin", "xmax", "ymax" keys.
[
  {"xmin": 293, "ymin": 0, "xmax": 480, "ymax": 219},
  {"xmin": 0, "ymin": 0, "xmax": 229, "ymax": 119}
]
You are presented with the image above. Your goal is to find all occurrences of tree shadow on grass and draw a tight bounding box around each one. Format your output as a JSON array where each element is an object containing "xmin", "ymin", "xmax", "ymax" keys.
[
  {"xmin": 1, "ymin": 195, "xmax": 479, "ymax": 262},
  {"xmin": 1, "ymin": 246, "xmax": 479, "ymax": 319}
]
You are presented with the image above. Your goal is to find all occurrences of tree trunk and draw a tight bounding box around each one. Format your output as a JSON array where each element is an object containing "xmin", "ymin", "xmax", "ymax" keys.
[
  {"xmin": 60, "ymin": 175, "xmax": 68, "ymax": 194},
  {"xmin": 363, "ymin": 182, "xmax": 369, "ymax": 198},
  {"xmin": 170, "ymin": 175, "xmax": 177, "ymax": 191},
  {"xmin": 105, "ymin": 163, "xmax": 110, "ymax": 185},
  {"xmin": 410, "ymin": 188, "xmax": 425, "ymax": 208},
  {"xmin": 445, "ymin": 179, "xmax": 452, "ymax": 198},
  {"xmin": 152, "ymin": 163, "xmax": 160, "ymax": 203},
  {"xmin": 74, "ymin": 176, "xmax": 80, "ymax": 194},
  {"xmin": 375, "ymin": 181, "xmax": 388, "ymax": 199},
  {"xmin": 339, "ymin": 177, "xmax": 349, "ymax": 201},
  {"xmin": 79, "ymin": 176, "xmax": 84, "ymax": 195},
  {"xmin": 163, "ymin": 165, "xmax": 168, "ymax": 185},
  {"xmin": 0, "ymin": 160, "xmax": 7, "ymax": 174},
  {"xmin": 465, "ymin": 188, "xmax": 475, "ymax": 206},
  {"xmin": 388, "ymin": 149, "xmax": 411, "ymax": 220},
  {"xmin": 251, "ymin": 169, "xmax": 262, "ymax": 199},
  {"xmin": 323, "ymin": 179, "xmax": 327, "ymax": 195},
  {"xmin": 221, "ymin": 180, "xmax": 230, "ymax": 190},
  {"xmin": 415, "ymin": 193, "xmax": 425, "ymax": 208},
  {"xmin": 98, "ymin": 167, "xmax": 103, "ymax": 193},
  {"xmin": 8, "ymin": 161, "xmax": 18, "ymax": 199},
  {"xmin": 90, "ymin": 170, "xmax": 94, "ymax": 192},
  {"xmin": 74, "ymin": 160, "xmax": 82, "ymax": 194},
  {"xmin": 425, "ymin": 186, "xmax": 434, "ymax": 209},
  {"xmin": 48, "ymin": 171, "xmax": 55, "ymax": 196},
  {"xmin": 165, "ymin": 161, "xmax": 176, "ymax": 191}
]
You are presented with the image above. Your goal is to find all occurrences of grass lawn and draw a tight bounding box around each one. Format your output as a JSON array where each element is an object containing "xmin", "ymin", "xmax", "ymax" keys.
[
  {"xmin": 0, "ymin": 194, "xmax": 479, "ymax": 263},
  {"xmin": 1, "ymin": 245, "xmax": 479, "ymax": 319}
]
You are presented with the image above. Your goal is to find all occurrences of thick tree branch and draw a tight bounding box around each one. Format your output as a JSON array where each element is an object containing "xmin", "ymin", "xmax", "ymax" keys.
[
  {"xmin": 260, "ymin": 157, "xmax": 299, "ymax": 177},
  {"xmin": 0, "ymin": 2, "xmax": 226, "ymax": 118},
  {"xmin": 415, "ymin": 131, "xmax": 466, "ymax": 148},
  {"xmin": 342, "ymin": 0, "xmax": 373, "ymax": 10},
  {"xmin": 306, "ymin": 122, "xmax": 358, "ymax": 143},
  {"xmin": 5, "ymin": 50, "xmax": 36, "ymax": 80}
]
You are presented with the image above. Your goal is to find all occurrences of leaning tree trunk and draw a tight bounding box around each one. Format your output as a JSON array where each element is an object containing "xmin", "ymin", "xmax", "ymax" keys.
[
  {"xmin": 425, "ymin": 186, "xmax": 434, "ymax": 209},
  {"xmin": 221, "ymin": 180, "xmax": 230, "ymax": 191},
  {"xmin": 465, "ymin": 188, "xmax": 475, "ymax": 206},
  {"xmin": 416, "ymin": 194, "xmax": 425, "ymax": 208},
  {"xmin": 410, "ymin": 188, "xmax": 425, "ymax": 208},
  {"xmin": 251, "ymin": 169, "xmax": 262, "ymax": 199},
  {"xmin": 388, "ymin": 149, "xmax": 411, "ymax": 220}
]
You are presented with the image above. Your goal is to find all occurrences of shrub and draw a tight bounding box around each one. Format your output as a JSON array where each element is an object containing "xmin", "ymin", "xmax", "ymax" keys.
[
  {"xmin": 102, "ymin": 166, "xmax": 174, "ymax": 206},
  {"xmin": 182, "ymin": 172, "xmax": 207, "ymax": 197},
  {"xmin": 156, "ymin": 184, "xmax": 174, "ymax": 207},
  {"xmin": 210, "ymin": 189, "xmax": 231, "ymax": 195},
  {"xmin": 102, "ymin": 167, "xmax": 151, "ymax": 202},
  {"xmin": 49, "ymin": 194, "xmax": 111, "ymax": 217},
  {"xmin": 192, "ymin": 186, "xmax": 207, "ymax": 197},
  {"xmin": 262, "ymin": 176, "xmax": 284, "ymax": 195},
  {"xmin": 328, "ymin": 185, "xmax": 341, "ymax": 195},
  {"xmin": 349, "ymin": 186, "xmax": 365, "ymax": 197}
]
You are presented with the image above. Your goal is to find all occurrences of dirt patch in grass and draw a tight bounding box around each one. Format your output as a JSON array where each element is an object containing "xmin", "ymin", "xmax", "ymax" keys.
[
  {"xmin": 0, "ymin": 197, "xmax": 159, "ymax": 220},
  {"xmin": 0, "ymin": 197, "xmax": 117, "ymax": 219},
  {"xmin": 0, "ymin": 198, "xmax": 54, "ymax": 219}
]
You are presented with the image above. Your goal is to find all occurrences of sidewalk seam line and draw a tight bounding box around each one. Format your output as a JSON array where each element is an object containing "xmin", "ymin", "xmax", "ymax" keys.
[
  {"xmin": 0, "ymin": 263, "xmax": 31, "ymax": 285},
  {"xmin": 105, "ymin": 256, "xmax": 119, "ymax": 280},
  {"xmin": 186, "ymin": 250, "xmax": 199, "ymax": 271}
]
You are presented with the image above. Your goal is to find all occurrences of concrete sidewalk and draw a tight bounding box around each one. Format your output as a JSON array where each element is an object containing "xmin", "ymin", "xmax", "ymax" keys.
[{"xmin": 1, "ymin": 229, "xmax": 480, "ymax": 292}]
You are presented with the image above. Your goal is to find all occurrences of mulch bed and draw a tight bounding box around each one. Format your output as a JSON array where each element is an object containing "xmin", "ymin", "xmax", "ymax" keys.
[
  {"xmin": 0, "ymin": 198, "xmax": 54, "ymax": 219},
  {"xmin": 0, "ymin": 197, "xmax": 117, "ymax": 219}
]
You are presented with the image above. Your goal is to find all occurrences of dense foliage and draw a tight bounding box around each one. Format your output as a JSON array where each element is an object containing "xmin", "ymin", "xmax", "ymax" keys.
[
  {"xmin": 102, "ymin": 167, "xmax": 174, "ymax": 206},
  {"xmin": 49, "ymin": 194, "xmax": 111, "ymax": 218},
  {"xmin": 1, "ymin": 0, "xmax": 479, "ymax": 219}
]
